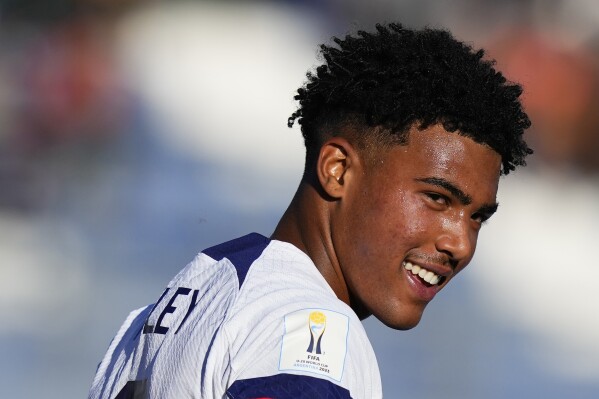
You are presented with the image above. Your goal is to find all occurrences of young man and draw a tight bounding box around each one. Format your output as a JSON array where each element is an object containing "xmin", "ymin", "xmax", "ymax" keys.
[{"xmin": 89, "ymin": 23, "xmax": 531, "ymax": 399}]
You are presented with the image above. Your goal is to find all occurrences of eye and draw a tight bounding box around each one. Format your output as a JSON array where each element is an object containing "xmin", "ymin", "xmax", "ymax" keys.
[
  {"xmin": 425, "ymin": 192, "xmax": 448, "ymax": 207},
  {"xmin": 471, "ymin": 212, "xmax": 490, "ymax": 225}
]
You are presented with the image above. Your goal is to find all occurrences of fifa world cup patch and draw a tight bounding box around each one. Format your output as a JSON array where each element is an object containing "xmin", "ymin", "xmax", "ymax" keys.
[{"xmin": 278, "ymin": 308, "xmax": 349, "ymax": 381}]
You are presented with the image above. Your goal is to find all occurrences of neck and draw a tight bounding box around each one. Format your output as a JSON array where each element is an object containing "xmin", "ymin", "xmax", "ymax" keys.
[{"xmin": 271, "ymin": 180, "xmax": 351, "ymax": 306}]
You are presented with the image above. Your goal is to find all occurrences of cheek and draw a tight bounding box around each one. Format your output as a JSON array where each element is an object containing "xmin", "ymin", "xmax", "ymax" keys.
[
  {"xmin": 354, "ymin": 190, "xmax": 429, "ymax": 257},
  {"xmin": 395, "ymin": 195, "xmax": 431, "ymax": 242}
]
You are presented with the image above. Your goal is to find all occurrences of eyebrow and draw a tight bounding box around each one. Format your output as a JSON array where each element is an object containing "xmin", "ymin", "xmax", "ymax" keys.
[{"xmin": 415, "ymin": 176, "xmax": 499, "ymax": 215}]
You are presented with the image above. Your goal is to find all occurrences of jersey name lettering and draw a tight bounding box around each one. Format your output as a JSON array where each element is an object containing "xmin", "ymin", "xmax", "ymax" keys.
[{"xmin": 142, "ymin": 286, "xmax": 200, "ymax": 335}]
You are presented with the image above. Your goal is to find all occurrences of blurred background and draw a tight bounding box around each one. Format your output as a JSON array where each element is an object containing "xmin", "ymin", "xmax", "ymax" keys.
[{"xmin": 0, "ymin": 0, "xmax": 598, "ymax": 398}]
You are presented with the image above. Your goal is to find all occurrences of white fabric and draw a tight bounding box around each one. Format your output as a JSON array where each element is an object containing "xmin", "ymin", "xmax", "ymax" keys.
[{"xmin": 89, "ymin": 236, "xmax": 382, "ymax": 398}]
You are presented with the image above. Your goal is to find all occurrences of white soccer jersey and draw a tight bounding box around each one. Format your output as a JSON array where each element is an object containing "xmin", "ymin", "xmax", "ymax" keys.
[{"xmin": 89, "ymin": 233, "xmax": 382, "ymax": 399}]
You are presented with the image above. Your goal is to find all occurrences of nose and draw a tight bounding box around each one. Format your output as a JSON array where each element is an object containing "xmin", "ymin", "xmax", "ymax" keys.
[{"xmin": 435, "ymin": 218, "xmax": 476, "ymax": 266}]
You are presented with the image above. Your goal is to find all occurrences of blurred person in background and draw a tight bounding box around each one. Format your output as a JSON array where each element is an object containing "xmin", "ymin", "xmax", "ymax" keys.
[{"xmin": 88, "ymin": 22, "xmax": 531, "ymax": 399}]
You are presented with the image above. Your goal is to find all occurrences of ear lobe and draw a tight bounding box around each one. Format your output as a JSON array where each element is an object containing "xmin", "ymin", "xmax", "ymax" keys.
[{"xmin": 317, "ymin": 138, "xmax": 358, "ymax": 199}]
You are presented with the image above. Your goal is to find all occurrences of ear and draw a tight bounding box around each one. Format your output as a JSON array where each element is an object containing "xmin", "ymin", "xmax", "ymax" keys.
[{"xmin": 316, "ymin": 137, "xmax": 362, "ymax": 199}]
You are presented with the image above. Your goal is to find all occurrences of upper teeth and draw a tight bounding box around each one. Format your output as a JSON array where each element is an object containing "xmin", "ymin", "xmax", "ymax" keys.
[{"xmin": 403, "ymin": 261, "xmax": 441, "ymax": 285}]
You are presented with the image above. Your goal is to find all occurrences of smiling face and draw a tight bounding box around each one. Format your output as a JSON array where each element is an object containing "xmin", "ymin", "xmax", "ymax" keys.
[{"xmin": 331, "ymin": 124, "xmax": 502, "ymax": 329}]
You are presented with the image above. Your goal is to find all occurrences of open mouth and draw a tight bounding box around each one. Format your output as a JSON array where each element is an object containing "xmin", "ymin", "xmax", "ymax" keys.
[{"xmin": 403, "ymin": 261, "xmax": 446, "ymax": 287}]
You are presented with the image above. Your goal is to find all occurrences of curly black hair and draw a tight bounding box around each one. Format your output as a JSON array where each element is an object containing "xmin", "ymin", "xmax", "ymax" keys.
[{"xmin": 288, "ymin": 23, "xmax": 532, "ymax": 175}]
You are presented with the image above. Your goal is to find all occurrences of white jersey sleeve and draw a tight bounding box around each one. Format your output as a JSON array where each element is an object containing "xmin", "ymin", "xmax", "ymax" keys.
[{"xmin": 88, "ymin": 233, "xmax": 382, "ymax": 399}]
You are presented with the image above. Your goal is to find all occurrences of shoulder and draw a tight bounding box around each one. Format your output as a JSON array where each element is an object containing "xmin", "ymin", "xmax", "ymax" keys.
[
  {"xmin": 224, "ymin": 304, "xmax": 381, "ymax": 399},
  {"xmin": 89, "ymin": 305, "xmax": 152, "ymax": 398},
  {"xmin": 219, "ymin": 239, "xmax": 382, "ymax": 399}
]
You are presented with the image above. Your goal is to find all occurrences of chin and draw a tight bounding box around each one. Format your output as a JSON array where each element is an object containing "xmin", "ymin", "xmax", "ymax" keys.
[
  {"xmin": 354, "ymin": 296, "xmax": 427, "ymax": 329},
  {"xmin": 375, "ymin": 308, "xmax": 425, "ymax": 330}
]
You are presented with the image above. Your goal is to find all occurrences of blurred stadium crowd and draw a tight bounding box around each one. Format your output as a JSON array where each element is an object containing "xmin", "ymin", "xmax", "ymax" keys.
[{"xmin": 0, "ymin": 1, "xmax": 598, "ymax": 398}]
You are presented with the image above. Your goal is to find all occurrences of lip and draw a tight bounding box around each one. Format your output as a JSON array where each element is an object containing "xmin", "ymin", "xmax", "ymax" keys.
[
  {"xmin": 404, "ymin": 268, "xmax": 439, "ymax": 301},
  {"xmin": 402, "ymin": 263, "xmax": 447, "ymax": 302}
]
